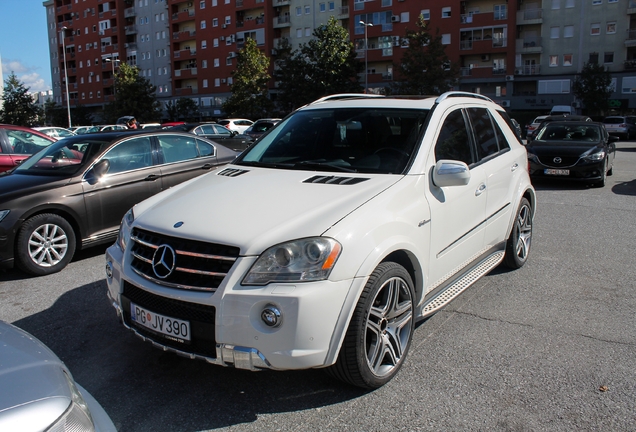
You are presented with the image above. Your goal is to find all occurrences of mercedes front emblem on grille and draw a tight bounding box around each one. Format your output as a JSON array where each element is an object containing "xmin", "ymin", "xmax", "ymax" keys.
[{"xmin": 152, "ymin": 244, "xmax": 176, "ymax": 279}]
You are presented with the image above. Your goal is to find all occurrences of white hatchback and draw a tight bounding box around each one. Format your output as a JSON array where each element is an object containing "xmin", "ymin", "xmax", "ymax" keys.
[
  {"xmin": 106, "ymin": 92, "xmax": 536, "ymax": 389},
  {"xmin": 217, "ymin": 118, "xmax": 254, "ymax": 133}
]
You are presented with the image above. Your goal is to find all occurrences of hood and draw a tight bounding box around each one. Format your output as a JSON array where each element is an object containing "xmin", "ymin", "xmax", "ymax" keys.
[
  {"xmin": 0, "ymin": 321, "xmax": 72, "ymax": 431},
  {"xmin": 134, "ymin": 166, "xmax": 402, "ymax": 255},
  {"xmin": 527, "ymin": 141, "xmax": 601, "ymax": 156},
  {"xmin": 0, "ymin": 173, "xmax": 72, "ymax": 203}
]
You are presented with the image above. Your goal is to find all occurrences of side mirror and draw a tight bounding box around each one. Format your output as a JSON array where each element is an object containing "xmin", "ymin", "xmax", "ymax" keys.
[
  {"xmin": 608, "ymin": 135, "xmax": 619, "ymax": 143},
  {"xmin": 432, "ymin": 160, "xmax": 471, "ymax": 187},
  {"xmin": 92, "ymin": 159, "xmax": 111, "ymax": 177}
]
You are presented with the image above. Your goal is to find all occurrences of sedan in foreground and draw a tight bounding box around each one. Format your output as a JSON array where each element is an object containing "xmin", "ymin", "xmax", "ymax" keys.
[
  {"xmin": 0, "ymin": 320, "xmax": 116, "ymax": 432},
  {"xmin": 0, "ymin": 130, "xmax": 238, "ymax": 275},
  {"xmin": 526, "ymin": 121, "xmax": 617, "ymax": 187}
]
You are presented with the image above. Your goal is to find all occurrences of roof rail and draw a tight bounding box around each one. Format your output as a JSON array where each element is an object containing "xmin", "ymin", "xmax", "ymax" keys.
[
  {"xmin": 309, "ymin": 93, "xmax": 385, "ymax": 105},
  {"xmin": 435, "ymin": 91, "xmax": 493, "ymax": 104}
]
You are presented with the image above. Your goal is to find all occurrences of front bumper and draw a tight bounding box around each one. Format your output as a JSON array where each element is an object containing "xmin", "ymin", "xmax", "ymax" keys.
[
  {"xmin": 528, "ymin": 160, "xmax": 605, "ymax": 182},
  {"xmin": 106, "ymin": 243, "xmax": 362, "ymax": 371}
]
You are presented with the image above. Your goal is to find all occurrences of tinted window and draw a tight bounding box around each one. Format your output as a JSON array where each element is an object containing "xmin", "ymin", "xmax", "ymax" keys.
[
  {"xmin": 158, "ymin": 135, "xmax": 199, "ymax": 163},
  {"xmin": 6, "ymin": 130, "xmax": 53, "ymax": 154},
  {"xmin": 199, "ymin": 125, "xmax": 215, "ymax": 135},
  {"xmin": 213, "ymin": 125, "xmax": 232, "ymax": 136},
  {"xmin": 196, "ymin": 138, "xmax": 215, "ymax": 156},
  {"xmin": 435, "ymin": 109, "xmax": 473, "ymax": 165},
  {"xmin": 102, "ymin": 137, "xmax": 153, "ymax": 174},
  {"xmin": 468, "ymin": 108, "xmax": 499, "ymax": 160}
]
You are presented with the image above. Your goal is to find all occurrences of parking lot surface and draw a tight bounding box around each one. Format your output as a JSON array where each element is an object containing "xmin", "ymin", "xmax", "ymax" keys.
[{"xmin": 1, "ymin": 142, "xmax": 635, "ymax": 431}]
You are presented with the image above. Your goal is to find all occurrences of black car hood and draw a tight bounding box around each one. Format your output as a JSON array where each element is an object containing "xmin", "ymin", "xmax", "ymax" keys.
[
  {"xmin": 0, "ymin": 173, "xmax": 72, "ymax": 203},
  {"xmin": 526, "ymin": 141, "xmax": 601, "ymax": 156}
]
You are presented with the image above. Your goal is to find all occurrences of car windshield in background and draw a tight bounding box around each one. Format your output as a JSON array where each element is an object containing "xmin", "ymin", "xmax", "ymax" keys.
[
  {"xmin": 236, "ymin": 108, "xmax": 429, "ymax": 174},
  {"xmin": 535, "ymin": 124, "xmax": 602, "ymax": 144},
  {"xmin": 13, "ymin": 138, "xmax": 111, "ymax": 176}
]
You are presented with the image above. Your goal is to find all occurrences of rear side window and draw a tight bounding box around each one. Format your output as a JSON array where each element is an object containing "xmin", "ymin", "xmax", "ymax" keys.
[
  {"xmin": 435, "ymin": 109, "xmax": 474, "ymax": 165},
  {"xmin": 467, "ymin": 108, "xmax": 499, "ymax": 160},
  {"xmin": 158, "ymin": 135, "xmax": 200, "ymax": 163}
]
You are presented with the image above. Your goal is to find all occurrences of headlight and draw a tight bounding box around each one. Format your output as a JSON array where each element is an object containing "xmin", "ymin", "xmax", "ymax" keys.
[
  {"xmin": 118, "ymin": 208, "xmax": 135, "ymax": 251},
  {"xmin": 582, "ymin": 148, "xmax": 605, "ymax": 161},
  {"xmin": 0, "ymin": 209, "xmax": 9, "ymax": 223},
  {"xmin": 242, "ymin": 237, "xmax": 342, "ymax": 285},
  {"xmin": 48, "ymin": 371, "xmax": 95, "ymax": 432}
]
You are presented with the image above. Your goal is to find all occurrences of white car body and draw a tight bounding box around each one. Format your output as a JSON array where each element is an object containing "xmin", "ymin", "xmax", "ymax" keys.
[
  {"xmin": 218, "ymin": 118, "xmax": 254, "ymax": 133},
  {"xmin": 106, "ymin": 92, "xmax": 535, "ymax": 388}
]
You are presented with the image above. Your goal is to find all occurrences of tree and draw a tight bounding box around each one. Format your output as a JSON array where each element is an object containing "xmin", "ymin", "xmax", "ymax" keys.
[
  {"xmin": 223, "ymin": 38, "xmax": 273, "ymax": 119},
  {"xmin": 275, "ymin": 16, "xmax": 363, "ymax": 112},
  {"xmin": 0, "ymin": 72, "xmax": 42, "ymax": 126},
  {"xmin": 572, "ymin": 62, "xmax": 612, "ymax": 116},
  {"xmin": 389, "ymin": 15, "xmax": 460, "ymax": 95},
  {"xmin": 43, "ymin": 99, "xmax": 67, "ymax": 126},
  {"xmin": 102, "ymin": 63, "xmax": 162, "ymax": 123}
]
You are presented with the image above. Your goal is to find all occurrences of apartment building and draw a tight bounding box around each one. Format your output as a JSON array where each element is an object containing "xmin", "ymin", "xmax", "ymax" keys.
[{"xmin": 43, "ymin": 0, "xmax": 636, "ymax": 121}]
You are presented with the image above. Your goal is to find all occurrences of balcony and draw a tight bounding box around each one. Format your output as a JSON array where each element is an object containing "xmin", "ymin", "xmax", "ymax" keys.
[
  {"xmin": 174, "ymin": 68, "xmax": 197, "ymax": 78},
  {"xmin": 125, "ymin": 25, "xmax": 137, "ymax": 35},
  {"xmin": 516, "ymin": 36, "xmax": 542, "ymax": 53},
  {"xmin": 626, "ymin": 29, "xmax": 636, "ymax": 47},
  {"xmin": 173, "ymin": 29, "xmax": 196, "ymax": 40},
  {"xmin": 273, "ymin": 15, "xmax": 290, "ymax": 28},
  {"xmin": 629, "ymin": 0, "xmax": 636, "ymax": 14},
  {"xmin": 172, "ymin": 9, "xmax": 195, "ymax": 22},
  {"xmin": 460, "ymin": 65, "xmax": 507, "ymax": 78},
  {"xmin": 124, "ymin": 7, "xmax": 135, "ymax": 18},
  {"xmin": 514, "ymin": 65, "xmax": 541, "ymax": 76},
  {"xmin": 274, "ymin": 0, "xmax": 290, "ymax": 6},
  {"xmin": 624, "ymin": 59, "xmax": 636, "ymax": 69},
  {"xmin": 175, "ymin": 87, "xmax": 197, "ymax": 96},
  {"xmin": 337, "ymin": 6, "xmax": 349, "ymax": 18},
  {"xmin": 516, "ymin": 8, "xmax": 542, "ymax": 25},
  {"xmin": 174, "ymin": 48, "xmax": 196, "ymax": 59}
]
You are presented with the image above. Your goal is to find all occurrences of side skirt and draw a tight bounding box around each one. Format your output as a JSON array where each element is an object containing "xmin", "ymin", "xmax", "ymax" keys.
[{"xmin": 417, "ymin": 247, "xmax": 505, "ymax": 319}]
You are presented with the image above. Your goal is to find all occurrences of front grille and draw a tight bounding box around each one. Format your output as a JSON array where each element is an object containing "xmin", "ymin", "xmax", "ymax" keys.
[
  {"xmin": 122, "ymin": 281, "xmax": 217, "ymax": 358},
  {"xmin": 537, "ymin": 156, "xmax": 580, "ymax": 168},
  {"xmin": 130, "ymin": 228, "xmax": 240, "ymax": 292}
]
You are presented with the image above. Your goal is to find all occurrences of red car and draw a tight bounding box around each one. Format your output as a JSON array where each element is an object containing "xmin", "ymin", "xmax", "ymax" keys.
[{"xmin": 0, "ymin": 125, "xmax": 56, "ymax": 173}]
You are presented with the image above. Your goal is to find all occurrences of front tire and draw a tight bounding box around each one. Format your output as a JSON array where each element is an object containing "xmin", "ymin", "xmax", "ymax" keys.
[
  {"xmin": 503, "ymin": 198, "xmax": 533, "ymax": 269},
  {"xmin": 327, "ymin": 262, "xmax": 415, "ymax": 389},
  {"xmin": 15, "ymin": 213, "xmax": 76, "ymax": 276}
]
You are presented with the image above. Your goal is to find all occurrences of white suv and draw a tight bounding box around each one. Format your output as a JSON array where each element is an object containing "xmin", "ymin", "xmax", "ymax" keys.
[{"xmin": 106, "ymin": 92, "xmax": 535, "ymax": 389}]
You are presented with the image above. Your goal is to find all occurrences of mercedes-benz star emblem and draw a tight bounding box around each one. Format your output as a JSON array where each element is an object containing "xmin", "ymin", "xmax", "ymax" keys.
[
  {"xmin": 553, "ymin": 157, "xmax": 562, "ymax": 164},
  {"xmin": 152, "ymin": 244, "xmax": 176, "ymax": 279}
]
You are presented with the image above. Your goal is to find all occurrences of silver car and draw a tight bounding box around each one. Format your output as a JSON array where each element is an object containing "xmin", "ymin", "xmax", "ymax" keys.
[{"xmin": 0, "ymin": 321, "xmax": 116, "ymax": 432}]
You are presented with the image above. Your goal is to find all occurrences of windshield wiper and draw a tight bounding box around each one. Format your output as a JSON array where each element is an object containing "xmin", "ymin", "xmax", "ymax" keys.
[{"xmin": 293, "ymin": 161, "xmax": 357, "ymax": 173}]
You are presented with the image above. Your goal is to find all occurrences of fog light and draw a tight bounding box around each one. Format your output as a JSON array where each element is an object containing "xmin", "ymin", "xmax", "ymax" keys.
[
  {"xmin": 261, "ymin": 305, "xmax": 282, "ymax": 327},
  {"xmin": 105, "ymin": 261, "xmax": 113, "ymax": 279}
]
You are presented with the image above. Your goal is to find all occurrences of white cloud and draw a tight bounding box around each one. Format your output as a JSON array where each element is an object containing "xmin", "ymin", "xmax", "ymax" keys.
[{"xmin": 1, "ymin": 59, "xmax": 51, "ymax": 93}]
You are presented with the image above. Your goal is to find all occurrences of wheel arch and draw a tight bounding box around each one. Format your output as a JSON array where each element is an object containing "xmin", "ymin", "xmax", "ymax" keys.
[{"xmin": 15, "ymin": 205, "xmax": 84, "ymax": 252}]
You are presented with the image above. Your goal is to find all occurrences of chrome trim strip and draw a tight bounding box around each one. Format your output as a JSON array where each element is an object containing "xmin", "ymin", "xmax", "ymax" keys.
[
  {"xmin": 175, "ymin": 267, "xmax": 228, "ymax": 277},
  {"xmin": 176, "ymin": 250, "xmax": 237, "ymax": 261},
  {"xmin": 131, "ymin": 235, "xmax": 159, "ymax": 249},
  {"xmin": 132, "ymin": 251, "xmax": 152, "ymax": 264},
  {"xmin": 131, "ymin": 267, "xmax": 217, "ymax": 291}
]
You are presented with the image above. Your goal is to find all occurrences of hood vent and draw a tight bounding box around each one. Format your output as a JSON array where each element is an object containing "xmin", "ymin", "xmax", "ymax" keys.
[
  {"xmin": 218, "ymin": 168, "xmax": 249, "ymax": 177},
  {"xmin": 303, "ymin": 175, "xmax": 370, "ymax": 185}
]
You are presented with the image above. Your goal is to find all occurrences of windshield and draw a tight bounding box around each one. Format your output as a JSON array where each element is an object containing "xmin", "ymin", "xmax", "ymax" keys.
[
  {"xmin": 603, "ymin": 117, "xmax": 625, "ymax": 124},
  {"xmin": 235, "ymin": 108, "xmax": 428, "ymax": 174},
  {"xmin": 13, "ymin": 137, "xmax": 112, "ymax": 176},
  {"xmin": 536, "ymin": 124, "xmax": 601, "ymax": 143}
]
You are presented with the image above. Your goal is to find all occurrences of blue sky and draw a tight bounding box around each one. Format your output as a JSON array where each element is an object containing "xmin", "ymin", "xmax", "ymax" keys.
[{"xmin": 0, "ymin": 0, "xmax": 52, "ymax": 92}]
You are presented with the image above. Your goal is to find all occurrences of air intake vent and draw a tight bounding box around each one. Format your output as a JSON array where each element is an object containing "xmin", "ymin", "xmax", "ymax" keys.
[
  {"xmin": 303, "ymin": 175, "xmax": 370, "ymax": 185},
  {"xmin": 218, "ymin": 168, "xmax": 249, "ymax": 177}
]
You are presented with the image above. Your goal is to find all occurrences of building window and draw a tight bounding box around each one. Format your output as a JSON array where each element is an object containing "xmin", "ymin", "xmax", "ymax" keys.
[
  {"xmin": 552, "ymin": 0, "xmax": 560, "ymax": 9},
  {"xmin": 296, "ymin": 28, "xmax": 302, "ymax": 38},
  {"xmin": 381, "ymin": 0, "xmax": 392, "ymax": 6},
  {"xmin": 215, "ymin": 78, "xmax": 220, "ymax": 87},
  {"xmin": 564, "ymin": 25, "xmax": 574, "ymax": 38},
  {"xmin": 200, "ymin": 1, "xmax": 205, "ymax": 8},
  {"xmin": 329, "ymin": 2, "xmax": 335, "ymax": 11},
  {"xmin": 202, "ymin": 40, "xmax": 207, "ymax": 49},
  {"xmin": 549, "ymin": 55, "xmax": 558, "ymax": 67},
  {"xmin": 225, "ymin": 16, "xmax": 231, "ymax": 24},
  {"xmin": 213, "ymin": 38, "xmax": 219, "ymax": 47},
  {"xmin": 214, "ymin": 58, "xmax": 220, "ymax": 67},
  {"xmin": 296, "ymin": 7, "xmax": 302, "ymax": 15},
  {"xmin": 592, "ymin": 0, "xmax": 602, "ymax": 4},
  {"xmin": 305, "ymin": 27, "xmax": 311, "ymax": 36},
  {"xmin": 320, "ymin": 3, "xmax": 325, "ymax": 12},
  {"xmin": 565, "ymin": 0, "xmax": 574, "ymax": 6},
  {"xmin": 305, "ymin": 5, "xmax": 310, "ymax": 14},
  {"xmin": 202, "ymin": 59, "xmax": 208, "ymax": 68},
  {"xmin": 203, "ymin": 79, "xmax": 208, "ymax": 88},
  {"xmin": 591, "ymin": 23, "xmax": 600, "ymax": 35},
  {"xmin": 201, "ymin": 20, "xmax": 206, "ymax": 29},
  {"xmin": 607, "ymin": 22, "xmax": 616, "ymax": 34},
  {"xmin": 442, "ymin": 34, "xmax": 451, "ymax": 45},
  {"xmin": 421, "ymin": 9, "xmax": 430, "ymax": 20},
  {"xmin": 493, "ymin": 4, "xmax": 507, "ymax": 20},
  {"xmin": 604, "ymin": 52, "xmax": 614, "ymax": 63},
  {"xmin": 589, "ymin": 52, "xmax": 599, "ymax": 64},
  {"xmin": 550, "ymin": 27, "xmax": 559, "ymax": 39},
  {"xmin": 563, "ymin": 54, "xmax": 573, "ymax": 66},
  {"xmin": 442, "ymin": 7, "xmax": 451, "ymax": 18},
  {"xmin": 213, "ymin": 18, "xmax": 218, "ymax": 27}
]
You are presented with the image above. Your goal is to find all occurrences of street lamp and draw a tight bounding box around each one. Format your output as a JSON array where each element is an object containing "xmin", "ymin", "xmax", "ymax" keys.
[
  {"xmin": 61, "ymin": 26, "xmax": 72, "ymax": 128},
  {"xmin": 104, "ymin": 57, "xmax": 120, "ymax": 96},
  {"xmin": 360, "ymin": 20, "xmax": 373, "ymax": 94}
]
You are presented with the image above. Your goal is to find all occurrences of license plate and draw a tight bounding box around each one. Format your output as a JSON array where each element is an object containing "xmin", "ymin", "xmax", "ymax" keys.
[
  {"xmin": 130, "ymin": 302, "xmax": 191, "ymax": 343},
  {"xmin": 544, "ymin": 169, "xmax": 569, "ymax": 176}
]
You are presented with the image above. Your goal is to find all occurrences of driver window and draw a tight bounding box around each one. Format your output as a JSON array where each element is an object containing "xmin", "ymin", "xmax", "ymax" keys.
[
  {"xmin": 213, "ymin": 125, "xmax": 231, "ymax": 136},
  {"xmin": 101, "ymin": 137, "xmax": 153, "ymax": 174},
  {"xmin": 434, "ymin": 109, "xmax": 474, "ymax": 165}
]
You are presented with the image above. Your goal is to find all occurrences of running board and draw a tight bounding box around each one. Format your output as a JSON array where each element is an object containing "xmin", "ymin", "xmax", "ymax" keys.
[{"xmin": 419, "ymin": 251, "xmax": 505, "ymax": 318}]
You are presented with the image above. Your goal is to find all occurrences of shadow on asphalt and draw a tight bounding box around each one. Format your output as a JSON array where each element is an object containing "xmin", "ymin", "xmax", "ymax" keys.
[{"xmin": 13, "ymin": 281, "xmax": 368, "ymax": 431}]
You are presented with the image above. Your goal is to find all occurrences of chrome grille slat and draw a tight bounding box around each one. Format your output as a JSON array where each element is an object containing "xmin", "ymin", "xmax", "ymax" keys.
[{"xmin": 129, "ymin": 228, "xmax": 240, "ymax": 292}]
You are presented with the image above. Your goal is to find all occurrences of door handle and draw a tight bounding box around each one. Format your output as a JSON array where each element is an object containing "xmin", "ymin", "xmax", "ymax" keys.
[
  {"xmin": 202, "ymin": 163, "xmax": 214, "ymax": 170},
  {"xmin": 511, "ymin": 163, "xmax": 519, "ymax": 171},
  {"xmin": 475, "ymin": 183, "xmax": 486, "ymax": 196},
  {"xmin": 144, "ymin": 174, "xmax": 159, "ymax": 181}
]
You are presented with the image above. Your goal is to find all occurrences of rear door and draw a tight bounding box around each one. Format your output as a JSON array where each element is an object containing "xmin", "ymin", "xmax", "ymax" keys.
[
  {"xmin": 156, "ymin": 134, "xmax": 218, "ymax": 189},
  {"xmin": 82, "ymin": 135, "xmax": 162, "ymax": 240}
]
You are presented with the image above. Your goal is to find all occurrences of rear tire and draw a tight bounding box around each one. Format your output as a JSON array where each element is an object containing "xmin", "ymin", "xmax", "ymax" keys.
[
  {"xmin": 503, "ymin": 198, "xmax": 533, "ymax": 269},
  {"xmin": 327, "ymin": 262, "xmax": 415, "ymax": 389},
  {"xmin": 15, "ymin": 213, "xmax": 76, "ymax": 276}
]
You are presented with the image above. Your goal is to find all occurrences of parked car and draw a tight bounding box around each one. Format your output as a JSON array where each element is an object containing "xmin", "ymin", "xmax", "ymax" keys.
[
  {"xmin": 33, "ymin": 126, "xmax": 76, "ymax": 140},
  {"xmin": 510, "ymin": 118, "xmax": 523, "ymax": 140},
  {"xmin": 0, "ymin": 320, "xmax": 116, "ymax": 432},
  {"xmin": 70, "ymin": 125, "xmax": 98, "ymax": 135},
  {"xmin": 602, "ymin": 115, "xmax": 636, "ymax": 140},
  {"xmin": 0, "ymin": 124, "xmax": 56, "ymax": 173},
  {"xmin": 525, "ymin": 115, "xmax": 549, "ymax": 141},
  {"xmin": 218, "ymin": 118, "xmax": 254, "ymax": 133},
  {"xmin": 0, "ymin": 130, "xmax": 238, "ymax": 275},
  {"xmin": 96, "ymin": 124, "xmax": 129, "ymax": 132},
  {"xmin": 106, "ymin": 92, "xmax": 535, "ymax": 389},
  {"xmin": 165, "ymin": 123, "xmax": 253, "ymax": 151},
  {"xmin": 526, "ymin": 121, "xmax": 617, "ymax": 187},
  {"xmin": 244, "ymin": 118, "xmax": 281, "ymax": 140}
]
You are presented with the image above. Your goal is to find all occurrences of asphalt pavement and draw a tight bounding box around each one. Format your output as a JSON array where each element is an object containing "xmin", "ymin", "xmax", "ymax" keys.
[{"xmin": 1, "ymin": 142, "xmax": 635, "ymax": 431}]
